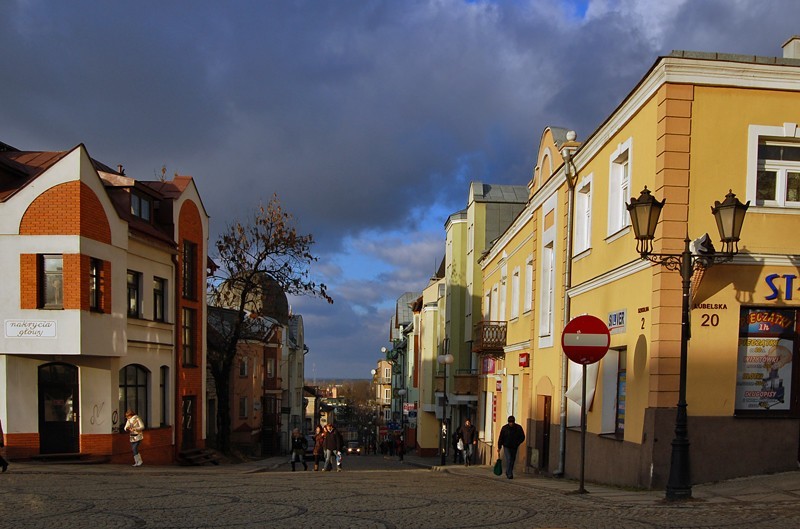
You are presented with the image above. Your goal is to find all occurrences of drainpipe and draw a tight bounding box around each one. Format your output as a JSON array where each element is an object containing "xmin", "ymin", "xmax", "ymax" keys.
[{"xmin": 555, "ymin": 131, "xmax": 579, "ymax": 477}]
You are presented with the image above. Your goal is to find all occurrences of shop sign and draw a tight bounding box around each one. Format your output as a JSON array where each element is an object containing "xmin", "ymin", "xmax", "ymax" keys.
[
  {"xmin": 5, "ymin": 320, "xmax": 57, "ymax": 338},
  {"xmin": 482, "ymin": 357, "xmax": 496, "ymax": 374},
  {"xmin": 519, "ymin": 353, "xmax": 530, "ymax": 367},
  {"xmin": 607, "ymin": 309, "xmax": 626, "ymax": 335},
  {"xmin": 735, "ymin": 308, "xmax": 794, "ymax": 412},
  {"xmin": 496, "ymin": 379, "xmax": 502, "ymax": 392},
  {"xmin": 765, "ymin": 274, "xmax": 799, "ymax": 301}
]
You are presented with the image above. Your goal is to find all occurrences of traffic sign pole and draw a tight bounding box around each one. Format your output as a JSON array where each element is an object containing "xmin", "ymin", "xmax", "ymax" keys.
[{"xmin": 561, "ymin": 315, "xmax": 610, "ymax": 495}]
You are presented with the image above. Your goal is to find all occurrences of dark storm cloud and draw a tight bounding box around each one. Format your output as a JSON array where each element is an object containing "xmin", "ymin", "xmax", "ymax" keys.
[{"xmin": 2, "ymin": 0, "xmax": 799, "ymax": 377}]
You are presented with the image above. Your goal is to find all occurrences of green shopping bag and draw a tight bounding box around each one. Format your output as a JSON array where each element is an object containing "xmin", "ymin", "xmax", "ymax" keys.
[{"xmin": 493, "ymin": 458, "xmax": 503, "ymax": 476}]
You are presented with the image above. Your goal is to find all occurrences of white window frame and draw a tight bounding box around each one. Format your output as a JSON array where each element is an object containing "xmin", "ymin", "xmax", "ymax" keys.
[
  {"xmin": 510, "ymin": 266, "xmax": 520, "ymax": 320},
  {"xmin": 747, "ymin": 123, "xmax": 800, "ymax": 209},
  {"xmin": 490, "ymin": 283, "xmax": 499, "ymax": 321},
  {"xmin": 499, "ymin": 265, "xmax": 507, "ymax": 321},
  {"xmin": 607, "ymin": 138, "xmax": 632, "ymax": 236},
  {"xmin": 538, "ymin": 194, "xmax": 557, "ymax": 347},
  {"xmin": 523, "ymin": 254, "xmax": 533, "ymax": 313},
  {"xmin": 574, "ymin": 173, "xmax": 593, "ymax": 254}
]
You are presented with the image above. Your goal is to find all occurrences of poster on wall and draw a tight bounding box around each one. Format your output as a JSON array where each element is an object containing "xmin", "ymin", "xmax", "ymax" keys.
[{"xmin": 735, "ymin": 309, "xmax": 796, "ymax": 412}]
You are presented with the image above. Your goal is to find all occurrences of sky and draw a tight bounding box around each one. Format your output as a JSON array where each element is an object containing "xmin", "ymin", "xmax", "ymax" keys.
[{"xmin": 2, "ymin": 0, "xmax": 799, "ymax": 380}]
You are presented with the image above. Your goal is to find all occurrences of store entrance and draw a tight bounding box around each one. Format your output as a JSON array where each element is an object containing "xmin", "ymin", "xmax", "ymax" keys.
[{"xmin": 38, "ymin": 363, "xmax": 79, "ymax": 454}]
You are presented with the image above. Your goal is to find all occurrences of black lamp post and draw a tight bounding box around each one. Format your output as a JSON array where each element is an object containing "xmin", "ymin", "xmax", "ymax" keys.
[
  {"xmin": 438, "ymin": 353, "xmax": 454, "ymax": 466},
  {"xmin": 627, "ymin": 187, "xmax": 749, "ymax": 501}
]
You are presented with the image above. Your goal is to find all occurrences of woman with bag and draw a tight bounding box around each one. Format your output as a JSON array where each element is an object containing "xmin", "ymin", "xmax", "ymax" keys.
[{"xmin": 124, "ymin": 409, "xmax": 145, "ymax": 467}]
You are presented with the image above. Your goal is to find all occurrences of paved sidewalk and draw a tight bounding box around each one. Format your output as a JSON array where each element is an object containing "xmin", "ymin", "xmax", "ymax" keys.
[
  {"xmin": 7, "ymin": 451, "xmax": 800, "ymax": 507},
  {"xmin": 400, "ymin": 453, "xmax": 800, "ymax": 506}
]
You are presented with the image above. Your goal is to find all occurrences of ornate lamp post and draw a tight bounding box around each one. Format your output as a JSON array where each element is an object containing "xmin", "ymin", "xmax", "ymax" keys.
[
  {"xmin": 627, "ymin": 187, "xmax": 749, "ymax": 501},
  {"xmin": 437, "ymin": 353, "xmax": 454, "ymax": 466}
]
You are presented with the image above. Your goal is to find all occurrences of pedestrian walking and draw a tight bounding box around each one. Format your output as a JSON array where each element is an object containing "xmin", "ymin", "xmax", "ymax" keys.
[
  {"xmin": 124, "ymin": 409, "xmax": 145, "ymax": 467},
  {"xmin": 312, "ymin": 425, "xmax": 325, "ymax": 471},
  {"xmin": 396, "ymin": 433, "xmax": 405, "ymax": 462},
  {"xmin": 496, "ymin": 415, "xmax": 524, "ymax": 479},
  {"xmin": 290, "ymin": 428, "xmax": 308, "ymax": 471},
  {"xmin": 0, "ymin": 417, "xmax": 9, "ymax": 472},
  {"xmin": 451, "ymin": 430, "xmax": 462, "ymax": 464},
  {"xmin": 457, "ymin": 418, "xmax": 478, "ymax": 467},
  {"xmin": 322, "ymin": 423, "xmax": 343, "ymax": 472}
]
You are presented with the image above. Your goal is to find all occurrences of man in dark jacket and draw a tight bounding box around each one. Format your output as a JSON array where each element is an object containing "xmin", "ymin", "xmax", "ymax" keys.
[
  {"xmin": 497, "ymin": 415, "xmax": 525, "ymax": 479},
  {"xmin": 457, "ymin": 418, "xmax": 478, "ymax": 467},
  {"xmin": 322, "ymin": 423, "xmax": 343, "ymax": 472}
]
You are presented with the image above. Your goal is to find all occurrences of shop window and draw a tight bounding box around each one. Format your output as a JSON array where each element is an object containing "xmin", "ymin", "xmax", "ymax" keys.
[
  {"xmin": 600, "ymin": 349, "xmax": 626, "ymax": 437},
  {"xmin": 736, "ymin": 307, "xmax": 798, "ymax": 416},
  {"xmin": 119, "ymin": 364, "xmax": 149, "ymax": 429}
]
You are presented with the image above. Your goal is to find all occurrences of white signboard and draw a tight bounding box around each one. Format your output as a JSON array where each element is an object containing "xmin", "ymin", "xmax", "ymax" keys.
[{"xmin": 5, "ymin": 320, "xmax": 57, "ymax": 338}]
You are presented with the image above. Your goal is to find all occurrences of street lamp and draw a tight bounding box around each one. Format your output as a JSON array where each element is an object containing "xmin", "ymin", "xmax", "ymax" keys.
[
  {"xmin": 627, "ymin": 187, "xmax": 749, "ymax": 501},
  {"xmin": 437, "ymin": 353, "xmax": 454, "ymax": 466},
  {"xmin": 397, "ymin": 388, "xmax": 407, "ymax": 453}
]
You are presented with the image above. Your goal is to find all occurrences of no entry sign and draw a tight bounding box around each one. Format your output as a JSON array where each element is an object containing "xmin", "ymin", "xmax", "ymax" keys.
[{"xmin": 561, "ymin": 315, "xmax": 610, "ymax": 365}]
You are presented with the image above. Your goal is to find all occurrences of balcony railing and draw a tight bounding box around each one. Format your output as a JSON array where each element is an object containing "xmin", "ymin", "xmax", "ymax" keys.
[{"xmin": 472, "ymin": 320, "xmax": 507, "ymax": 355}]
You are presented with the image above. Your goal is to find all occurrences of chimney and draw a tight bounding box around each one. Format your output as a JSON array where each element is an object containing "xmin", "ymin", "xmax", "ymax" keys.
[
  {"xmin": 117, "ymin": 164, "xmax": 125, "ymax": 175},
  {"xmin": 782, "ymin": 36, "xmax": 800, "ymax": 59}
]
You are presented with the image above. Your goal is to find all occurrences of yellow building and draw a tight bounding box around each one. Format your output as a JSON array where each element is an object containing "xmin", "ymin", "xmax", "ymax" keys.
[{"xmin": 477, "ymin": 38, "xmax": 800, "ymax": 490}]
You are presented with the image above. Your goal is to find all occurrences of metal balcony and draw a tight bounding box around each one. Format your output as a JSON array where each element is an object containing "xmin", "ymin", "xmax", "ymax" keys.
[{"xmin": 472, "ymin": 320, "xmax": 507, "ymax": 356}]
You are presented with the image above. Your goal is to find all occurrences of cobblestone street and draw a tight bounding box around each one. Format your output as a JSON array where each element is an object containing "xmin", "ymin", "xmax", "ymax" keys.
[{"xmin": 2, "ymin": 456, "xmax": 800, "ymax": 528}]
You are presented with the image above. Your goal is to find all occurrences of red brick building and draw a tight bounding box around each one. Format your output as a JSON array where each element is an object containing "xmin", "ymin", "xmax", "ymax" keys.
[{"xmin": 0, "ymin": 140, "xmax": 209, "ymax": 464}]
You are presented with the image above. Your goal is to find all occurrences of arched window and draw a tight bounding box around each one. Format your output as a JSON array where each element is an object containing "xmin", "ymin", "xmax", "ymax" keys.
[{"xmin": 119, "ymin": 364, "xmax": 149, "ymax": 430}]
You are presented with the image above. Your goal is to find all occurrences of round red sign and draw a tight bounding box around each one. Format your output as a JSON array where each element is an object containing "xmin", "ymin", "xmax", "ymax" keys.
[{"xmin": 561, "ymin": 315, "xmax": 610, "ymax": 365}]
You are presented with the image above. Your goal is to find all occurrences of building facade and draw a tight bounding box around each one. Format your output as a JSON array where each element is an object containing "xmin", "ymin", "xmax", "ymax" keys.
[
  {"xmin": 476, "ymin": 38, "xmax": 800, "ymax": 489},
  {"xmin": 0, "ymin": 141, "xmax": 208, "ymax": 464}
]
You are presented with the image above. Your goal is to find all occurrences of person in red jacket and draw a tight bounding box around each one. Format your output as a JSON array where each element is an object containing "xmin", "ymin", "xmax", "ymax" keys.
[{"xmin": 497, "ymin": 415, "xmax": 525, "ymax": 479}]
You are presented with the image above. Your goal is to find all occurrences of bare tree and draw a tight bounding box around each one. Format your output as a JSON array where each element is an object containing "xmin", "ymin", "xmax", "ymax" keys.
[{"xmin": 207, "ymin": 194, "xmax": 333, "ymax": 454}]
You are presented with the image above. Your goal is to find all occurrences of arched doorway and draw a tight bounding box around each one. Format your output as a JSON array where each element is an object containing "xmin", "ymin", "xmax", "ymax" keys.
[{"xmin": 38, "ymin": 362, "xmax": 79, "ymax": 454}]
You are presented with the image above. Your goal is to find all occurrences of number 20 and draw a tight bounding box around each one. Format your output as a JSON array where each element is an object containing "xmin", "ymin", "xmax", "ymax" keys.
[{"xmin": 701, "ymin": 313, "xmax": 719, "ymax": 327}]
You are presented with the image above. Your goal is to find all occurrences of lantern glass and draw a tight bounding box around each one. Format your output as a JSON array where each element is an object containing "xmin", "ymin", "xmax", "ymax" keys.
[
  {"xmin": 712, "ymin": 190, "xmax": 749, "ymax": 244},
  {"xmin": 627, "ymin": 187, "xmax": 664, "ymax": 241}
]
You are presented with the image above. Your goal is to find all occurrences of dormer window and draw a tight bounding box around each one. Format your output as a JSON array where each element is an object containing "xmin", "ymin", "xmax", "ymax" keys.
[{"xmin": 131, "ymin": 191, "xmax": 152, "ymax": 221}]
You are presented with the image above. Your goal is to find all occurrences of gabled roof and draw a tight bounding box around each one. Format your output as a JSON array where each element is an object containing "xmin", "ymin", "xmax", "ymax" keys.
[
  {"xmin": 0, "ymin": 147, "xmax": 72, "ymax": 201},
  {"xmin": 0, "ymin": 141, "xmax": 205, "ymax": 250}
]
